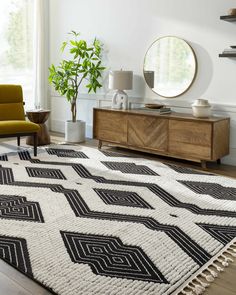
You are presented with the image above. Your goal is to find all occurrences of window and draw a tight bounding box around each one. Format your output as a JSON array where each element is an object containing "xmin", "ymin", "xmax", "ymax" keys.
[{"xmin": 0, "ymin": 0, "xmax": 34, "ymax": 109}]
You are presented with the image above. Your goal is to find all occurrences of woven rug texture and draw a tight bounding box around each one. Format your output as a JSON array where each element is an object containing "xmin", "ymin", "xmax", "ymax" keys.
[{"xmin": 0, "ymin": 145, "xmax": 235, "ymax": 295}]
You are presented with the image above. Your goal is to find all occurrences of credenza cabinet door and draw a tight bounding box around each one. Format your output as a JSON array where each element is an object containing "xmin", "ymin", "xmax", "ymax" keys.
[
  {"xmin": 127, "ymin": 115, "xmax": 168, "ymax": 152},
  {"xmin": 169, "ymin": 120, "xmax": 212, "ymax": 159},
  {"xmin": 94, "ymin": 111, "xmax": 127, "ymax": 144}
]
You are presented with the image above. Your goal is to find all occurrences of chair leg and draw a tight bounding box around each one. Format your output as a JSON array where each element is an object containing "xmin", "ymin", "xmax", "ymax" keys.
[
  {"xmin": 33, "ymin": 133, "xmax": 38, "ymax": 157},
  {"xmin": 17, "ymin": 136, "xmax": 20, "ymax": 146}
]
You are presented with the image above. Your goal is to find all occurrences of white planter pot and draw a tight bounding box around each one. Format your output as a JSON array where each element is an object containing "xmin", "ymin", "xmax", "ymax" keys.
[{"xmin": 65, "ymin": 120, "xmax": 85, "ymax": 143}]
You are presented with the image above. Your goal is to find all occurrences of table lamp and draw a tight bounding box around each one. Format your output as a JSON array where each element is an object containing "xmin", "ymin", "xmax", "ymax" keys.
[{"xmin": 109, "ymin": 70, "xmax": 133, "ymax": 109}]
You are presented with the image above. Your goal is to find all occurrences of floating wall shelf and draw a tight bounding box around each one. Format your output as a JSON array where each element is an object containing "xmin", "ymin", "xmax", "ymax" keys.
[
  {"xmin": 219, "ymin": 53, "xmax": 236, "ymax": 58},
  {"xmin": 220, "ymin": 15, "xmax": 236, "ymax": 22},
  {"xmin": 219, "ymin": 14, "xmax": 236, "ymax": 58}
]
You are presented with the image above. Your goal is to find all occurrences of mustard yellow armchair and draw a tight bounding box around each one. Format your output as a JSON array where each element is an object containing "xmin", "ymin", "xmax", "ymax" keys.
[{"xmin": 0, "ymin": 85, "xmax": 40, "ymax": 156}]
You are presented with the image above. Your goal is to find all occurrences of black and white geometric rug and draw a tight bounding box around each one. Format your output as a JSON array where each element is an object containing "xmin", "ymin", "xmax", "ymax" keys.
[{"xmin": 0, "ymin": 145, "xmax": 236, "ymax": 295}]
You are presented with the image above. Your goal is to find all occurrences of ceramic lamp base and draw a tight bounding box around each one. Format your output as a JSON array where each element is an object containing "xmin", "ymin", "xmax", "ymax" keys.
[{"xmin": 112, "ymin": 90, "xmax": 128, "ymax": 110}]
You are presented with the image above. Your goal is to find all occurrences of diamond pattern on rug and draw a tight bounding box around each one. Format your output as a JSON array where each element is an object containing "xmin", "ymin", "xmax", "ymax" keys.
[
  {"xmin": 180, "ymin": 181, "xmax": 236, "ymax": 201},
  {"xmin": 0, "ymin": 195, "xmax": 44, "ymax": 222},
  {"xmin": 47, "ymin": 148, "xmax": 88, "ymax": 158},
  {"xmin": 197, "ymin": 224, "xmax": 236, "ymax": 245},
  {"xmin": 101, "ymin": 150, "xmax": 131, "ymax": 157},
  {"xmin": 0, "ymin": 166, "xmax": 14, "ymax": 184},
  {"xmin": 94, "ymin": 188, "xmax": 154, "ymax": 209},
  {"xmin": 1, "ymin": 145, "xmax": 236, "ymax": 295},
  {"xmin": 148, "ymin": 185, "xmax": 236, "ymax": 218},
  {"xmin": 26, "ymin": 167, "xmax": 66, "ymax": 180},
  {"xmin": 0, "ymin": 155, "xmax": 8, "ymax": 161},
  {"xmin": 166, "ymin": 164, "xmax": 213, "ymax": 175},
  {"xmin": 61, "ymin": 231, "xmax": 168, "ymax": 283},
  {"xmin": 64, "ymin": 190, "xmax": 211, "ymax": 266},
  {"xmin": 18, "ymin": 151, "xmax": 31, "ymax": 161},
  {"xmin": 101, "ymin": 162, "xmax": 158, "ymax": 175},
  {"xmin": 0, "ymin": 176, "xmax": 212, "ymax": 267},
  {"xmin": 0, "ymin": 235, "xmax": 32, "ymax": 277}
]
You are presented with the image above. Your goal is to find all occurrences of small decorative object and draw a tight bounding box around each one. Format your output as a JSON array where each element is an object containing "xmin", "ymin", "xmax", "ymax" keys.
[
  {"xmin": 228, "ymin": 8, "xmax": 236, "ymax": 16},
  {"xmin": 142, "ymin": 107, "xmax": 171, "ymax": 114},
  {"xmin": 222, "ymin": 47, "xmax": 236, "ymax": 55},
  {"xmin": 144, "ymin": 103, "xmax": 164, "ymax": 109},
  {"xmin": 109, "ymin": 70, "xmax": 133, "ymax": 110},
  {"xmin": 49, "ymin": 31, "xmax": 105, "ymax": 143},
  {"xmin": 192, "ymin": 99, "xmax": 212, "ymax": 118}
]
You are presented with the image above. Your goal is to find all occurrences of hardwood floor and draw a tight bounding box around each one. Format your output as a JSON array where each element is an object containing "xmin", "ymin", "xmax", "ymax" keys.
[
  {"xmin": 0, "ymin": 134, "xmax": 236, "ymax": 295},
  {"xmin": 0, "ymin": 260, "xmax": 51, "ymax": 295}
]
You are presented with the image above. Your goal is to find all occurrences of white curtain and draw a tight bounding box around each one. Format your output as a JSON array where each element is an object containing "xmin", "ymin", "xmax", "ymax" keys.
[{"xmin": 33, "ymin": 0, "xmax": 49, "ymax": 110}]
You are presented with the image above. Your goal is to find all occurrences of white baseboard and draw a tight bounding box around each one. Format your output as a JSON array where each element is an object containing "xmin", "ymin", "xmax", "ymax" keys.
[
  {"xmin": 51, "ymin": 120, "xmax": 65, "ymax": 134},
  {"xmin": 221, "ymin": 148, "xmax": 236, "ymax": 166},
  {"xmin": 51, "ymin": 120, "xmax": 93, "ymax": 139}
]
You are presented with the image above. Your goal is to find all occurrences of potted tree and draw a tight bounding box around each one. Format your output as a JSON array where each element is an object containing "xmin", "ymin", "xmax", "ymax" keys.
[{"xmin": 49, "ymin": 31, "xmax": 105, "ymax": 142}]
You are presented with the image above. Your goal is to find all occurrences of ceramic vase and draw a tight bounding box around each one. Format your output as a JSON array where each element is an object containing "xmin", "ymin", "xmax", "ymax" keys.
[{"xmin": 192, "ymin": 99, "xmax": 212, "ymax": 118}]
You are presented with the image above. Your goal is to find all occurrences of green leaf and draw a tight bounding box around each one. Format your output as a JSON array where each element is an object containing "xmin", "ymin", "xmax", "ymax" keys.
[
  {"xmin": 70, "ymin": 48, "xmax": 77, "ymax": 54},
  {"xmin": 49, "ymin": 31, "xmax": 105, "ymax": 110},
  {"xmin": 70, "ymin": 40, "xmax": 77, "ymax": 46},
  {"xmin": 69, "ymin": 30, "xmax": 80, "ymax": 37},
  {"xmin": 61, "ymin": 41, "xmax": 67, "ymax": 52}
]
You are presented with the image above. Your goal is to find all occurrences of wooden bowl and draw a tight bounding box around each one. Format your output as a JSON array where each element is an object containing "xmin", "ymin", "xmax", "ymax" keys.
[{"xmin": 145, "ymin": 103, "xmax": 164, "ymax": 109}]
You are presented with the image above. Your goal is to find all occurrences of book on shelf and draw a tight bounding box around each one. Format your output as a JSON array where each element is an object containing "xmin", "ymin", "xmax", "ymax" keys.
[{"xmin": 222, "ymin": 49, "xmax": 236, "ymax": 54}]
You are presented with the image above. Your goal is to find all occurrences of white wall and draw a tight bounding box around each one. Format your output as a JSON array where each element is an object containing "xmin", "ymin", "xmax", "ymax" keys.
[{"xmin": 49, "ymin": 0, "xmax": 236, "ymax": 164}]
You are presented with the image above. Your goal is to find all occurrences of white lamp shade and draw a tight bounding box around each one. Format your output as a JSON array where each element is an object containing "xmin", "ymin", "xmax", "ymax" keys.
[{"xmin": 109, "ymin": 70, "xmax": 133, "ymax": 90}]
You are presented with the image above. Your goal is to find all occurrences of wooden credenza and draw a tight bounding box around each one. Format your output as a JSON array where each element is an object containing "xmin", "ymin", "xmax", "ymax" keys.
[{"xmin": 93, "ymin": 108, "xmax": 230, "ymax": 168}]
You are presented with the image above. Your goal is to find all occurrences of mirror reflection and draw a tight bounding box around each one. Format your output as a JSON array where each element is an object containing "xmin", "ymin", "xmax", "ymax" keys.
[{"xmin": 143, "ymin": 36, "xmax": 197, "ymax": 98}]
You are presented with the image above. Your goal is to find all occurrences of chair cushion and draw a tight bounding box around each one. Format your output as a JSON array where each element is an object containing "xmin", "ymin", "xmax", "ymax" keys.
[
  {"xmin": 0, "ymin": 85, "xmax": 23, "ymax": 103},
  {"xmin": 0, "ymin": 121, "xmax": 39, "ymax": 135},
  {"xmin": 0, "ymin": 85, "xmax": 25, "ymax": 121},
  {"xmin": 0, "ymin": 103, "xmax": 25, "ymax": 120}
]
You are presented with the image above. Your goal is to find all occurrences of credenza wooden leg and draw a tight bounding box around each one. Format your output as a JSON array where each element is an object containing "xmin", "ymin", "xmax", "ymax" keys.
[
  {"xmin": 201, "ymin": 160, "xmax": 207, "ymax": 169},
  {"xmin": 98, "ymin": 140, "xmax": 102, "ymax": 149}
]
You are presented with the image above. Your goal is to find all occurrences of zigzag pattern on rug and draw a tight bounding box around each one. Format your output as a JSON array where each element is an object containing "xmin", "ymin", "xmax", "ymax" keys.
[{"xmin": 0, "ymin": 146, "xmax": 235, "ymax": 295}]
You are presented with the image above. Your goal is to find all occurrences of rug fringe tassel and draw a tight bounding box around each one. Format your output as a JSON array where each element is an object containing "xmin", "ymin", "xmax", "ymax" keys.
[{"xmin": 179, "ymin": 240, "xmax": 236, "ymax": 295}]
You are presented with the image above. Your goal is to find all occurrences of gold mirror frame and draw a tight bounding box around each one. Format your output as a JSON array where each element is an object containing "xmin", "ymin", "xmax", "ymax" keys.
[{"xmin": 143, "ymin": 36, "xmax": 197, "ymax": 98}]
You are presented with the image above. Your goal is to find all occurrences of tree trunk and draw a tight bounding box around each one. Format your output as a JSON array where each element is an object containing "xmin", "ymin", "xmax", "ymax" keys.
[{"xmin": 71, "ymin": 99, "xmax": 77, "ymax": 122}]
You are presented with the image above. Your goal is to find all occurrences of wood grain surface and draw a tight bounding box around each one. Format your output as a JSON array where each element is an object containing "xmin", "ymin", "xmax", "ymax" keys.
[
  {"xmin": 93, "ymin": 108, "xmax": 230, "ymax": 166},
  {"xmin": 128, "ymin": 115, "xmax": 168, "ymax": 151}
]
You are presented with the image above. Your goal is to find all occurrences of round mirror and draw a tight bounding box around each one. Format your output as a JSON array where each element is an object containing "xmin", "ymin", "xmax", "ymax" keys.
[{"xmin": 143, "ymin": 36, "xmax": 197, "ymax": 98}]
